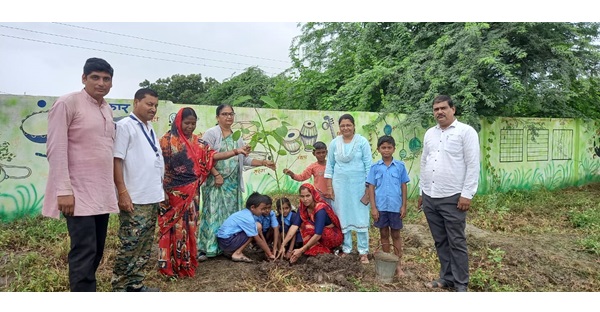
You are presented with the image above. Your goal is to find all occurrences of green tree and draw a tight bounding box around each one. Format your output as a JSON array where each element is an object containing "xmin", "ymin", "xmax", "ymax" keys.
[
  {"xmin": 286, "ymin": 23, "xmax": 386, "ymax": 111},
  {"xmin": 201, "ymin": 67, "xmax": 277, "ymax": 107},
  {"xmin": 285, "ymin": 22, "xmax": 600, "ymax": 129},
  {"xmin": 139, "ymin": 73, "xmax": 220, "ymax": 104}
]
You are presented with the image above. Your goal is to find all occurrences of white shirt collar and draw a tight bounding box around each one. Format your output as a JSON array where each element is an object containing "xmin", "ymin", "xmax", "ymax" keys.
[{"xmin": 435, "ymin": 118, "xmax": 458, "ymax": 130}]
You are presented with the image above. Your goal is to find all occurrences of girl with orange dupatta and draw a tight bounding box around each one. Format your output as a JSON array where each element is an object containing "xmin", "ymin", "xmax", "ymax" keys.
[
  {"xmin": 277, "ymin": 183, "xmax": 343, "ymax": 264},
  {"xmin": 158, "ymin": 107, "xmax": 249, "ymax": 277}
]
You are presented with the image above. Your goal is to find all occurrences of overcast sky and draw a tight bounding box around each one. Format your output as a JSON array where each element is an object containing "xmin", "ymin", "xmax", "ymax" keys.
[{"xmin": 0, "ymin": 22, "xmax": 301, "ymax": 99}]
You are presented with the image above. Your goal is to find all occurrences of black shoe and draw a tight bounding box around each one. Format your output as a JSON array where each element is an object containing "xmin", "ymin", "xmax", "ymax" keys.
[
  {"xmin": 455, "ymin": 285, "xmax": 468, "ymax": 292},
  {"xmin": 126, "ymin": 286, "xmax": 160, "ymax": 292}
]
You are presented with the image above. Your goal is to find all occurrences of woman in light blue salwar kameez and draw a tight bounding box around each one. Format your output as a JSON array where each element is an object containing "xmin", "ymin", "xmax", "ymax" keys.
[{"xmin": 324, "ymin": 114, "xmax": 373, "ymax": 264}]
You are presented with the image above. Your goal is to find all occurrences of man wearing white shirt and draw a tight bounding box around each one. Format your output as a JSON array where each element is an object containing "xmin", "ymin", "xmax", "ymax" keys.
[
  {"xmin": 418, "ymin": 95, "xmax": 480, "ymax": 292},
  {"xmin": 111, "ymin": 88, "xmax": 164, "ymax": 292}
]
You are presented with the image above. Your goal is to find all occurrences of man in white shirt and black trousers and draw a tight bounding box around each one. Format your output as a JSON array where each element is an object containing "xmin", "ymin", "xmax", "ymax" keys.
[{"xmin": 418, "ymin": 94, "xmax": 480, "ymax": 292}]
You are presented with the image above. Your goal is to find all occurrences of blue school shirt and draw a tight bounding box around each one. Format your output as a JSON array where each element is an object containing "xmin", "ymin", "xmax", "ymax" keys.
[
  {"xmin": 279, "ymin": 211, "xmax": 302, "ymax": 243},
  {"xmin": 278, "ymin": 210, "xmax": 295, "ymax": 227},
  {"xmin": 217, "ymin": 209, "xmax": 259, "ymax": 239},
  {"xmin": 253, "ymin": 210, "xmax": 279, "ymax": 233},
  {"xmin": 365, "ymin": 158, "xmax": 410, "ymax": 213}
]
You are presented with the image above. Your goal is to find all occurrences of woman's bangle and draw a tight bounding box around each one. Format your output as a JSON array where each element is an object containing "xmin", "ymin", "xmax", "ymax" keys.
[
  {"xmin": 214, "ymin": 173, "xmax": 221, "ymax": 177},
  {"xmin": 118, "ymin": 189, "xmax": 127, "ymax": 195}
]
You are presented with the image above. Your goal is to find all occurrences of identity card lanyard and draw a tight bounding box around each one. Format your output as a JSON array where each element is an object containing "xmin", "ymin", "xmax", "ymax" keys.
[{"xmin": 129, "ymin": 115, "xmax": 159, "ymax": 157}]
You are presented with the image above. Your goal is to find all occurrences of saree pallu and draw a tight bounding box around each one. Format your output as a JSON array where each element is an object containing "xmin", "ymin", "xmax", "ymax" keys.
[
  {"xmin": 158, "ymin": 181, "xmax": 199, "ymax": 277},
  {"xmin": 300, "ymin": 222, "xmax": 343, "ymax": 256}
]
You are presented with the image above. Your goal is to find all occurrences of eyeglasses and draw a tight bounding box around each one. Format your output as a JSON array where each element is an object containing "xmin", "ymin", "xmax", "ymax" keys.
[{"xmin": 220, "ymin": 112, "xmax": 235, "ymax": 117}]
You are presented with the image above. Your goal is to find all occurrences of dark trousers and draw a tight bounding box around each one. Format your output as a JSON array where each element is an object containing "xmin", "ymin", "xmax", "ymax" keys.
[
  {"xmin": 422, "ymin": 193, "xmax": 469, "ymax": 287},
  {"xmin": 65, "ymin": 214, "xmax": 110, "ymax": 292}
]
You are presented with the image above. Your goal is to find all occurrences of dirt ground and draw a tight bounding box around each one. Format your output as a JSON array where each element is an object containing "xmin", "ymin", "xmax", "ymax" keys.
[
  {"xmin": 3, "ymin": 185, "xmax": 600, "ymax": 292},
  {"xmin": 140, "ymin": 218, "xmax": 600, "ymax": 292}
]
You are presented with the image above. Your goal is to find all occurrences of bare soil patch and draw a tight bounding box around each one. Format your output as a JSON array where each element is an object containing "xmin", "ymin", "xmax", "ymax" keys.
[{"xmin": 142, "ymin": 219, "xmax": 599, "ymax": 292}]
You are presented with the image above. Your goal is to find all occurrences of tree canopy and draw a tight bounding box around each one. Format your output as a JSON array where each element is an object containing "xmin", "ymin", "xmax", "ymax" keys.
[
  {"xmin": 201, "ymin": 67, "xmax": 275, "ymax": 107},
  {"xmin": 139, "ymin": 23, "xmax": 600, "ymax": 126},
  {"xmin": 285, "ymin": 22, "xmax": 600, "ymax": 128},
  {"xmin": 138, "ymin": 73, "xmax": 219, "ymax": 104}
]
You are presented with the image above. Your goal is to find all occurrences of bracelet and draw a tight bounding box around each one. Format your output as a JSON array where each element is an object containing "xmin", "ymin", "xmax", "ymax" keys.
[
  {"xmin": 233, "ymin": 149, "xmax": 239, "ymax": 156},
  {"xmin": 214, "ymin": 173, "xmax": 221, "ymax": 177},
  {"xmin": 118, "ymin": 189, "xmax": 128, "ymax": 195}
]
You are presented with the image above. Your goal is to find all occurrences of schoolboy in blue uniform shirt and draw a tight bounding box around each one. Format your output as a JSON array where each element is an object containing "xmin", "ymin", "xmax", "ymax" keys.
[
  {"xmin": 253, "ymin": 195, "xmax": 280, "ymax": 255},
  {"xmin": 254, "ymin": 209, "xmax": 279, "ymax": 236},
  {"xmin": 217, "ymin": 192, "xmax": 276, "ymax": 263},
  {"xmin": 366, "ymin": 135, "xmax": 410, "ymax": 278}
]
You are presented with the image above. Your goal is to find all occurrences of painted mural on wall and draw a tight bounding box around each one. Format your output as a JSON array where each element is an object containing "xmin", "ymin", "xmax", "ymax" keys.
[
  {"xmin": 1, "ymin": 94, "xmax": 599, "ymax": 222},
  {"xmin": 478, "ymin": 118, "xmax": 600, "ymax": 194}
]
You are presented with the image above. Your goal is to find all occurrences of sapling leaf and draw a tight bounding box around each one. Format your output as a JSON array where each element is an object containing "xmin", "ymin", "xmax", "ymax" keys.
[
  {"xmin": 233, "ymin": 95, "xmax": 253, "ymax": 106},
  {"xmin": 260, "ymin": 96, "xmax": 279, "ymax": 109},
  {"xmin": 275, "ymin": 125, "xmax": 288, "ymax": 138},
  {"xmin": 272, "ymin": 133, "xmax": 284, "ymax": 145},
  {"xmin": 232, "ymin": 130, "xmax": 242, "ymax": 142}
]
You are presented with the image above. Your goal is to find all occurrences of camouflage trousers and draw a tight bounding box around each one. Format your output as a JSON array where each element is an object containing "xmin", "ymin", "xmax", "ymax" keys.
[{"xmin": 111, "ymin": 203, "xmax": 158, "ymax": 292}]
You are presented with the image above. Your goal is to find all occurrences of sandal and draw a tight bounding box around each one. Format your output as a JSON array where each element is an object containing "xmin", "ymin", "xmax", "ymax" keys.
[
  {"xmin": 359, "ymin": 254, "xmax": 369, "ymax": 264},
  {"xmin": 231, "ymin": 255, "xmax": 254, "ymax": 263},
  {"xmin": 424, "ymin": 279, "xmax": 452, "ymax": 289}
]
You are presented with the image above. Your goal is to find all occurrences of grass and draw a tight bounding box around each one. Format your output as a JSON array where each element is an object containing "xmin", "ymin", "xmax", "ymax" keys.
[
  {"xmin": 1, "ymin": 183, "xmax": 600, "ymax": 292},
  {"xmin": 470, "ymin": 185, "xmax": 591, "ymax": 234}
]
